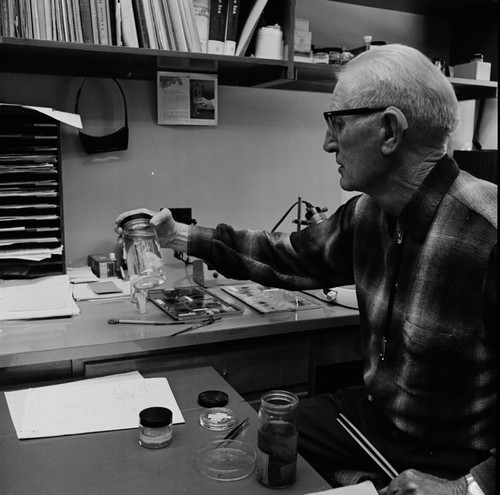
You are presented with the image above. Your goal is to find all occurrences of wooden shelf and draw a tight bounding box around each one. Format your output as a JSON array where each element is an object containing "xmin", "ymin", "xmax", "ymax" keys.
[{"xmin": 2, "ymin": 37, "xmax": 496, "ymax": 98}]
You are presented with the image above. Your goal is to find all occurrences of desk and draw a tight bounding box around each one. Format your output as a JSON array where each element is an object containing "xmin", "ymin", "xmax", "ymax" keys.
[
  {"xmin": 0, "ymin": 366, "xmax": 331, "ymax": 495},
  {"xmin": 0, "ymin": 263, "xmax": 361, "ymax": 397}
]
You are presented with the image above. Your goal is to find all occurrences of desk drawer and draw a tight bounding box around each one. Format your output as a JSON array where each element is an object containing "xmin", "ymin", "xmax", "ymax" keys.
[{"xmin": 81, "ymin": 335, "xmax": 310, "ymax": 399}]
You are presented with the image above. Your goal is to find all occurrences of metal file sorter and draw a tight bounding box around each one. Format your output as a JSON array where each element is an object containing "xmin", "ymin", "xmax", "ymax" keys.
[{"xmin": 0, "ymin": 105, "xmax": 65, "ymax": 278}]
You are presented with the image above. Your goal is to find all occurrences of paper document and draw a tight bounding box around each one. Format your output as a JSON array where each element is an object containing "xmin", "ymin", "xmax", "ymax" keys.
[
  {"xmin": 72, "ymin": 277, "xmax": 130, "ymax": 300},
  {"xmin": 305, "ymin": 481, "xmax": 378, "ymax": 494},
  {"xmin": 5, "ymin": 372, "xmax": 185, "ymax": 439},
  {"xmin": 0, "ymin": 274, "xmax": 79, "ymax": 319},
  {"xmin": 0, "ymin": 103, "xmax": 82, "ymax": 129}
]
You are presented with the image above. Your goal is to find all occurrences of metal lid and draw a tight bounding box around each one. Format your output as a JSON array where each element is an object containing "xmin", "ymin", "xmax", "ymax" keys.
[{"xmin": 119, "ymin": 212, "xmax": 152, "ymax": 230}]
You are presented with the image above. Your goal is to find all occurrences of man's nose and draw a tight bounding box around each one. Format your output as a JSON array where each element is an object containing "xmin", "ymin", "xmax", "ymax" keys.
[{"xmin": 323, "ymin": 129, "xmax": 338, "ymax": 153}]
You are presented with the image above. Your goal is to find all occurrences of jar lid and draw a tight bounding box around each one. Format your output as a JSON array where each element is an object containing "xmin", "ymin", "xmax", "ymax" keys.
[
  {"xmin": 198, "ymin": 390, "xmax": 229, "ymax": 408},
  {"xmin": 119, "ymin": 212, "xmax": 152, "ymax": 230},
  {"xmin": 199, "ymin": 407, "xmax": 236, "ymax": 431},
  {"xmin": 139, "ymin": 407, "xmax": 172, "ymax": 428}
]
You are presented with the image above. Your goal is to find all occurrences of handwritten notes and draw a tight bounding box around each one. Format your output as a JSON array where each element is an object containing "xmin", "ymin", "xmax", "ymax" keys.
[{"xmin": 5, "ymin": 372, "xmax": 184, "ymax": 439}]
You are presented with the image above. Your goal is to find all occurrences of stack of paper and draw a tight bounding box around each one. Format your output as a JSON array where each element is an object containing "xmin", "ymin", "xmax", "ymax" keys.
[
  {"xmin": 5, "ymin": 372, "xmax": 185, "ymax": 439},
  {"xmin": 0, "ymin": 274, "xmax": 79, "ymax": 320}
]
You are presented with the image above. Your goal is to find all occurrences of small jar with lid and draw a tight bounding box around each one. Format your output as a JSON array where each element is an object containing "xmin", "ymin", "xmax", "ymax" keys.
[
  {"xmin": 119, "ymin": 212, "xmax": 166, "ymax": 308},
  {"xmin": 139, "ymin": 407, "xmax": 173, "ymax": 449}
]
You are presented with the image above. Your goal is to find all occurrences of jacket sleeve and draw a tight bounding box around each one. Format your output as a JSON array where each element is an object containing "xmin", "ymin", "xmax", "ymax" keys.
[
  {"xmin": 471, "ymin": 449, "xmax": 496, "ymax": 495},
  {"xmin": 187, "ymin": 197, "xmax": 359, "ymax": 290}
]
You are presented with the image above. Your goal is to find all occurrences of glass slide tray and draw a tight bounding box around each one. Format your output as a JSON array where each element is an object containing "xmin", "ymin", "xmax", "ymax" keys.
[
  {"xmin": 221, "ymin": 284, "xmax": 321, "ymax": 314},
  {"xmin": 148, "ymin": 286, "xmax": 243, "ymax": 321}
]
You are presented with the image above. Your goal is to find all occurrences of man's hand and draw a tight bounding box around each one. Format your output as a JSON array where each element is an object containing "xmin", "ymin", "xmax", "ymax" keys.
[
  {"xmin": 114, "ymin": 208, "xmax": 181, "ymax": 248},
  {"xmin": 378, "ymin": 470, "xmax": 466, "ymax": 495}
]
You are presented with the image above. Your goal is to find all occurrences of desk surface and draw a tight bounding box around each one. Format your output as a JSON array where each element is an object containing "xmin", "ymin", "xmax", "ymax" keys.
[
  {"xmin": 0, "ymin": 366, "xmax": 331, "ymax": 495},
  {"xmin": 0, "ymin": 263, "xmax": 359, "ymax": 369}
]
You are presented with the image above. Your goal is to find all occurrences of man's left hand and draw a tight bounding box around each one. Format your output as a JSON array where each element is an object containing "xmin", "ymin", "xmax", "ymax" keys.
[{"xmin": 378, "ymin": 469, "xmax": 466, "ymax": 495}]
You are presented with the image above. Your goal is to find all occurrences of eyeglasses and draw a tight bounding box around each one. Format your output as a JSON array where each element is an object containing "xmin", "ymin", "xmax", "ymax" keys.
[{"xmin": 323, "ymin": 107, "xmax": 386, "ymax": 134}]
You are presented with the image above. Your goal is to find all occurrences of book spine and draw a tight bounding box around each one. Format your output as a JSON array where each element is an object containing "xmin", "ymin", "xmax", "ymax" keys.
[
  {"xmin": 131, "ymin": 0, "xmax": 149, "ymax": 47},
  {"xmin": 223, "ymin": 0, "xmax": 238, "ymax": 56},
  {"xmin": 207, "ymin": 0, "xmax": 227, "ymax": 55},
  {"xmin": 139, "ymin": 0, "xmax": 158, "ymax": 49},
  {"xmin": 95, "ymin": 0, "xmax": 109, "ymax": 44},
  {"xmin": 166, "ymin": 0, "xmax": 187, "ymax": 52},
  {"xmin": 72, "ymin": 0, "xmax": 84, "ymax": 42},
  {"xmin": 79, "ymin": 0, "xmax": 93, "ymax": 43},
  {"xmin": 192, "ymin": 0, "xmax": 209, "ymax": 53},
  {"xmin": 120, "ymin": 0, "xmax": 139, "ymax": 47}
]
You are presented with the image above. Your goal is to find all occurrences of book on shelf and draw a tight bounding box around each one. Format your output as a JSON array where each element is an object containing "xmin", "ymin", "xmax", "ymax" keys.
[
  {"xmin": 78, "ymin": 0, "xmax": 94, "ymax": 43},
  {"xmin": 192, "ymin": 0, "xmax": 209, "ymax": 53},
  {"xmin": 179, "ymin": 0, "xmax": 201, "ymax": 52},
  {"xmin": 160, "ymin": 0, "xmax": 177, "ymax": 50},
  {"xmin": 95, "ymin": 0, "xmax": 110, "ymax": 44},
  {"xmin": 120, "ymin": 0, "xmax": 139, "ymax": 47},
  {"xmin": 166, "ymin": 0, "xmax": 188, "ymax": 52},
  {"xmin": 207, "ymin": 0, "xmax": 228, "ymax": 55},
  {"xmin": 131, "ymin": 0, "xmax": 150, "ymax": 47},
  {"xmin": 150, "ymin": 0, "xmax": 171, "ymax": 50},
  {"xmin": 139, "ymin": 0, "xmax": 158, "ymax": 48},
  {"xmin": 235, "ymin": 0, "xmax": 268, "ymax": 57},
  {"xmin": 223, "ymin": 0, "xmax": 239, "ymax": 56}
]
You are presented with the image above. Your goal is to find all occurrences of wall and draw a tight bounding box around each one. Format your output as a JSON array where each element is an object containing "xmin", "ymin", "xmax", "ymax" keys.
[
  {"xmin": 0, "ymin": 2, "xmax": 496, "ymax": 266},
  {"xmin": 1, "ymin": 74, "xmax": 341, "ymax": 266}
]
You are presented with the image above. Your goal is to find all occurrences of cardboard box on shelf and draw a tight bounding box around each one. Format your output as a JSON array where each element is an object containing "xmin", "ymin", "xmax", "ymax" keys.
[{"xmin": 453, "ymin": 61, "xmax": 491, "ymax": 81}]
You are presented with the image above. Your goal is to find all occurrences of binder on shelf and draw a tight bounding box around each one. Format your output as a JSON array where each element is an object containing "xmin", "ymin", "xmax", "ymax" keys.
[
  {"xmin": 207, "ymin": 0, "xmax": 228, "ymax": 55},
  {"xmin": 224, "ymin": 0, "xmax": 240, "ymax": 56}
]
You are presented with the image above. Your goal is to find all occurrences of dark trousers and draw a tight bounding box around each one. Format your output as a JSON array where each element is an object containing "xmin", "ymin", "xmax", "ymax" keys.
[{"xmin": 297, "ymin": 386, "xmax": 487, "ymax": 486}]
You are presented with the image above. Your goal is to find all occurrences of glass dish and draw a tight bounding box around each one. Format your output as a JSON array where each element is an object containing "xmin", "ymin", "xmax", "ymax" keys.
[
  {"xmin": 195, "ymin": 439, "xmax": 256, "ymax": 481},
  {"xmin": 199, "ymin": 407, "xmax": 236, "ymax": 431}
]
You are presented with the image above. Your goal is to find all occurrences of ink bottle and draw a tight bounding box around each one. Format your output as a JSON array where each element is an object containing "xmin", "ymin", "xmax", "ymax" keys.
[
  {"xmin": 256, "ymin": 390, "xmax": 299, "ymax": 488},
  {"xmin": 138, "ymin": 407, "xmax": 173, "ymax": 449}
]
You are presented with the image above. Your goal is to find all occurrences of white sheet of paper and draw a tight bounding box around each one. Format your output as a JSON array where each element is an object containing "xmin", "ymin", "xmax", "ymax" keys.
[
  {"xmin": 305, "ymin": 481, "xmax": 378, "ymax": 495},
  {"xmin": 5, "ymin": 372, "xmax": 185, "ymax": 439},
  {"xmin": 0, "ymin": 274, "xmax": 79, "ymax": 319}
]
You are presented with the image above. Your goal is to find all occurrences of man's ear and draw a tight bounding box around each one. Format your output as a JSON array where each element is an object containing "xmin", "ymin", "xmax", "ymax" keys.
[{"xmin": 381, "ymin": 106, "xmax": 408, "ymax": 155}]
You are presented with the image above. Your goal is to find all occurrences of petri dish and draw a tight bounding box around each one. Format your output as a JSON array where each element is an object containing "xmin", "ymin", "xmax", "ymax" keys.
[
  {"xmin": 199, "ymin": 407, "xmax": 236, "ymax": 431},
  {"xmin": 196, "ymin": 439, "xmax": 256, "ymax": 481}
]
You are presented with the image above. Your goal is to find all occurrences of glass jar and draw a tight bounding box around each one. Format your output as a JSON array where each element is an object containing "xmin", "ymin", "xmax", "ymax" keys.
[
  {"xmin": 120, "ymin": 213, "xmax": 166, "ymax": 309},
  {"xmin": 256, "ymin": 390, "xmax": 299, "ymax": 488},
  {"xmin": 139, "ymin": 407, "xmax": 173, "ymax": 449}
]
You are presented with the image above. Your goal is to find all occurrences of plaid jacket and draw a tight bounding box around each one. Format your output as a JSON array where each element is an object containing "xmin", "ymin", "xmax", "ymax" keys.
[{"xmin": 189, "ymin": 155, "xmax": 497, "ymax": 453}]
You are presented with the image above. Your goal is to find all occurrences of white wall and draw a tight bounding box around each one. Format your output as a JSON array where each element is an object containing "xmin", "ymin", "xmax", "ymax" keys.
[{"xmin": 1, "ymin": 73, "xmax": 340, "ymax": 266}]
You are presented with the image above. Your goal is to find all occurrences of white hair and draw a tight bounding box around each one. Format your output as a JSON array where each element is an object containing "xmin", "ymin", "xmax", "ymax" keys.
[{"xmin": 337, "ymin": 44, "xmax": 460, "ymax": 146}]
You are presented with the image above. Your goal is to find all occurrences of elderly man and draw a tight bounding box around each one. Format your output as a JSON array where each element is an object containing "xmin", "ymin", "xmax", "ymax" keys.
[{"xmin": 116, "ymin": 44, "xmax": 496, "ymax": 495}]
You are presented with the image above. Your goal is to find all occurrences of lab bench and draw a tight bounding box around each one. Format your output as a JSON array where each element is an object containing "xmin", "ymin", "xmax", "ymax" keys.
[{"xmin": 0, "ymin": 265, "xmax": 361, "ymax": 401}]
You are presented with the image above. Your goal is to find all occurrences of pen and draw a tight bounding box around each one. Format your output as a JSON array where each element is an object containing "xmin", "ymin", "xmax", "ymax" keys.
[
  {"xmin": 107, "ymin": 319, "xmax": 186, "ymax": 326},
  {"xmin": 169, "ymin": 317, "xmax": 222, "ymax": 337}
]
